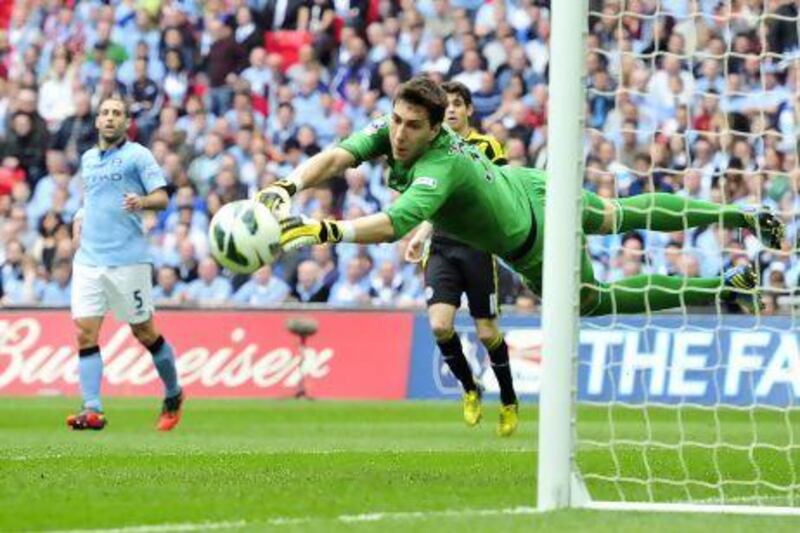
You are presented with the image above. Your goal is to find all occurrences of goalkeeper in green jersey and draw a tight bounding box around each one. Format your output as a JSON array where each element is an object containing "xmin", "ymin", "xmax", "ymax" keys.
[{"xmin": 258, "ymin": 76, "xmax": 784, "ymax": 317}]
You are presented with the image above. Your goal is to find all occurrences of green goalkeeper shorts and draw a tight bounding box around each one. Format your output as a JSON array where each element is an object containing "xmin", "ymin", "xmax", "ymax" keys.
[{"xmin": 506, "ymin": 178, "xmax": 607, "ymax": 315}]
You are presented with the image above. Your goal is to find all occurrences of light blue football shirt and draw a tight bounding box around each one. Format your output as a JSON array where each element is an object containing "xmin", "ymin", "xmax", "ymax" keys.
[{"xmin": 74, "ymin": 140, "xmax": 167, "ymax": 267}]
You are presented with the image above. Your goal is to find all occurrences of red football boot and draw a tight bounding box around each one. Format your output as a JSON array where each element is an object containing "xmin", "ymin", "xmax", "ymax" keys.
[
  {"xmin": 157, "ymin": 390, "xmax": 184, "ymax": 431},
  {"xmin": 66, "ymin": 409, "xmax": 107, "ymax": 431}
]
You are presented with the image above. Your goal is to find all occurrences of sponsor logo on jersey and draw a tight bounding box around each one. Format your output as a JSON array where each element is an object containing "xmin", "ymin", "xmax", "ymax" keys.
[
  {"xmin": 85, "ymin": 172, "xmax": 123, "ymax": 183},
  {"xmin": 413, "ymin": 176, "xmax": 437, "ymax": 189}
]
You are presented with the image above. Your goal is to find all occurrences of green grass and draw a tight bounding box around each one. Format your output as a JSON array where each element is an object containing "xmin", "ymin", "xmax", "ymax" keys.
[{"xmin": 1, "ymin": 398, "xmax": 799, "ymax": 532}]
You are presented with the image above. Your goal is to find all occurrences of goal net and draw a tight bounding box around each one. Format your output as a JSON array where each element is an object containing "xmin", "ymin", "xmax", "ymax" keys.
[{"xmin": 542, "ymin": 0, "xmax": 800, "ymax": 514}]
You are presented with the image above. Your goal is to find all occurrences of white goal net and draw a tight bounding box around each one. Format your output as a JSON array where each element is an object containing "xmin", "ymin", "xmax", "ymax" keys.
[{"xmin": 551, "ymin": 0, "xmax": 800, "ymax": 512}]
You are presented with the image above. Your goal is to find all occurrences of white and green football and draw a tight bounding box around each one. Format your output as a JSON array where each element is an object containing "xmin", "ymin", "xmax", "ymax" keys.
[{"xmin": 208, "ymin": 200, "xmax": 281, "ymax": 274}]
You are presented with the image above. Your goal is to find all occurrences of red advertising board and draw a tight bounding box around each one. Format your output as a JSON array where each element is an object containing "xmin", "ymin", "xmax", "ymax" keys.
[{"xmin": 0, "ymin": 310, "xmax": 414, "ymax": 399}]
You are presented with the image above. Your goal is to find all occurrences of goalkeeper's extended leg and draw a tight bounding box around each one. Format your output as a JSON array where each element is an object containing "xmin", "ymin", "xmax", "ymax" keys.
[
  {"xmin": 583, "ymin": 192, "xmax": 785, "ymax": 248},
  {"xmin": 581, "ymin": 263, "xmax": 762, "ymax": 317}
]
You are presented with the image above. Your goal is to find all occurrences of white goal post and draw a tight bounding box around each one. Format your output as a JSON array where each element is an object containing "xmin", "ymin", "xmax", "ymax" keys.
[
  {"xmin": 538, "ymin": 0, "xmax": 800, "ymax": 516},
  {"xmin": 537, "ymin": 0, "xmax": 590, "ymax": 511}
]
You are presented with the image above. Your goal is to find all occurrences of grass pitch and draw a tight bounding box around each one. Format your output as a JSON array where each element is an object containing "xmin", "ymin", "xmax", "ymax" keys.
[{"xmin": 1, "ymin": 398, "xmax": 798, "ymax": 532}]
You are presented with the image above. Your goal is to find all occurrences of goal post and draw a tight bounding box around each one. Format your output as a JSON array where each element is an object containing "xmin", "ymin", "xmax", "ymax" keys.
[
  {"xmin": 538, "ymin": 0, "xmax": 800, "ymax": 516},
  {"xmin": 537, "ymin": 0, "xmax": 589, "ymax": 511}
]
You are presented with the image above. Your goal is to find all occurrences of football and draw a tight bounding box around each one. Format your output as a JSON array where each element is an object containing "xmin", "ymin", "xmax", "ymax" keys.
[{"xmin": 208, "ymin": 200, "xmax": 281, "ymax": 274}]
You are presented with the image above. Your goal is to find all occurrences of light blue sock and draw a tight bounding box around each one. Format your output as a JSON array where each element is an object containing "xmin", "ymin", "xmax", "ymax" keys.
[
  {"xmin": 78, "ymin": 347, "xmax": 103, "ymax": 411},
  {"xmin": 150, "ymin": 336, "xmax": 181, "ymax": 398}
]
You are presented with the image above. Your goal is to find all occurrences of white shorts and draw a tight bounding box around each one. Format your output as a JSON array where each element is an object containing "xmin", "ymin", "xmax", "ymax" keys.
[{"xmin": 71, "ymin": 263, "xmax": 155, "ymax": 324}]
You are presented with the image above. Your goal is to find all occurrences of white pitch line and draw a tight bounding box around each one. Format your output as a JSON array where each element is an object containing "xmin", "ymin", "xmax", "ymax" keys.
[
  {"xmin": 338, "ymin": 506, "xmax": 538, "ymax": 522},
  {"xmin": 43, "ymin": 506, "xmax": 540, "ymax": 533},
  {"xmin": 44, "ymin": 522, "xmax": 248, "ymax": 533},
  {"xmin": 4, "ymin": 448, "xmax": 534, "ymax": 462}
]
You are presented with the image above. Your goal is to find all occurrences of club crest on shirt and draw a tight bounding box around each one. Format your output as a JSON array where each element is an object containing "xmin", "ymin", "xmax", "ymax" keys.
[
  {"xmin": 364, "ymin": 117, "xmax": 387, "ymax": 135},
  {"xmin": 144, "ymin": 167, "xmax": 162, "ymax": 180},
  {"xmin": 424, "ymin": 286, "xmax": 434, "ymax": 301}
]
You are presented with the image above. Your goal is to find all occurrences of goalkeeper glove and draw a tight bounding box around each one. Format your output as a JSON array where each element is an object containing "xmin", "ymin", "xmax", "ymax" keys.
[
  {"xmin": 279, "ymin": 216, "xmax": 344, "ymax": 252},
  {"xmin": 256, "ymin": 179, "xmax": 297, "ymax": 219}
]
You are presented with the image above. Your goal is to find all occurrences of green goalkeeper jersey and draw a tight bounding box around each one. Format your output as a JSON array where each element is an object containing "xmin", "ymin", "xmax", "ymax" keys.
[{"xmin": 338, "ymin": 117, "xmax": 542, "ymax": 258}]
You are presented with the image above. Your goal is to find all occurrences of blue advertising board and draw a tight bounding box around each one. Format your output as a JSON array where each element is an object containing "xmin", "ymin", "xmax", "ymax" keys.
[{"xmin": 407, "ymin": 314, "xmax": 800, "ymax": 407}]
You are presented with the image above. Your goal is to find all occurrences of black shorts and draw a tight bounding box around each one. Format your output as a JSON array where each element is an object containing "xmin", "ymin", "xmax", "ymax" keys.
[{"xmin": 424, "ymin": 240, "xmax": 499, "ymax": 319}]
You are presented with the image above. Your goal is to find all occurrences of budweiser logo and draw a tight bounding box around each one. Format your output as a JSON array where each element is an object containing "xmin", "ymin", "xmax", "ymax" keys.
[{"xmin": 0, "ymin": 318, "xmax": 334, "ymax": 391}]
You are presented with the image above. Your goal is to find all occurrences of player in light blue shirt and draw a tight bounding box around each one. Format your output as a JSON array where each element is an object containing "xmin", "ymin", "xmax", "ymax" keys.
[
  {"xmin": 74, "ymin": 126, "xmax": 168, "ymax": 267},
  {"xmin": 68, "ymin": 96, "xmax": 184, "ymax": 432}
]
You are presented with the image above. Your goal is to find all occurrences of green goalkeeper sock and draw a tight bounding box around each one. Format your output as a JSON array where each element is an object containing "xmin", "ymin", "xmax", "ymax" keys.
[
  {"xmin": 584, "ymin": 274, "xmax": 724, "ymax": 316},
  {"xmin": 616, "ymin": 193, "xmax": 747, "ymax": 232}
]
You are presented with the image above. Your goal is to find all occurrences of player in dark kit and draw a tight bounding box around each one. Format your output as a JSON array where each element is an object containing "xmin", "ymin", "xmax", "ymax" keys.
[{"xmin": 405, "ymin": 82, "xmax": 518, "ymax": 436}]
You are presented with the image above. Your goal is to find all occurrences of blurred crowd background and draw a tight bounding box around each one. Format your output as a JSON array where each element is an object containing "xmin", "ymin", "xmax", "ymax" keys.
[{"xmin": 0, "ymin": 0, "xmax": 799, "ymax": 314}]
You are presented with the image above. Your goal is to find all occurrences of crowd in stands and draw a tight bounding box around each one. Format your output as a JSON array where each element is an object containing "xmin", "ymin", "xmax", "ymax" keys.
[{"xmin": 0, "ymin": 0, "xmax": 799, "ymax": 314}]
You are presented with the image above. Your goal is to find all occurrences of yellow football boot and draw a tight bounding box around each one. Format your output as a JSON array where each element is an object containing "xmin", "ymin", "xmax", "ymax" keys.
[
  {"xmin": 463, "ymin": 388, "xmax": 482, "ymax": 426},
  {"xmin": 497, "ymin": 403, "xmax": 519, "ymax": 437}
]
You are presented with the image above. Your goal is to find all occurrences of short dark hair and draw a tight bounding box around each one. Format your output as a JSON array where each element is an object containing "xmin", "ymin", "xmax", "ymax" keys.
[
  {"xmin": 99, "ymin": 95, "xmax": 131, "ymax": 118},
  {"xmin": 441, "ymin": 80, "xmax": 472, "ymax": 107},
  {"xmin": 394, "ymin": 76, "xmax": 447, "ymax": 126}
]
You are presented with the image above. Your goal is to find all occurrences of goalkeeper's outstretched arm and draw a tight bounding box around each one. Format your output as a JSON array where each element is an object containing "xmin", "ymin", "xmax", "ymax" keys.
[
  {"xmin": 256, "ymin": 147, "xmax": 357, "ymax": 217},
  {"xmin": 280, "ymin": 213, "xmax": 396, "ymax": 252}
]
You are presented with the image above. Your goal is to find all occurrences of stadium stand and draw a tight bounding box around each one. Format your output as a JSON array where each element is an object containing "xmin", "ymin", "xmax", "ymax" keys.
[{"xmin": 0, "ymin": 0, "xmax": 798, "ymax": 315}]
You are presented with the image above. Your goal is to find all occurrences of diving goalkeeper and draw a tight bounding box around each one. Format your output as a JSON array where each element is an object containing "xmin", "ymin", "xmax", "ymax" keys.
[{"xmin": 258, "ymin": 77, "xmax": 783, "ymax": 315}]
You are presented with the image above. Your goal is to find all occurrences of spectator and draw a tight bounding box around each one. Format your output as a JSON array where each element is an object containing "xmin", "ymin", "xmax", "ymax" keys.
[
  {"xmin": 7, "ymin": 204, "xmax": 37, "ymax": 251},
  {"xmin": 30, "ymin": 210, "xmax": 67, "ymax": 273},
  {"xmin": 234, "ymin": 7, "xmax": 262, "ymax": 55},
  {"xmin": 472, "ymin": 72, "xmax": 502, "ymax": 121},
  {"xmin": 310, "ymin": 244, "xmax": 339, "ymax": 288},
  {"xmin": 292, "ymin": 260, "xmax": 330, "ymax": 303},
  {"xmin": 302, "ymin": 1, "xmax": 337, "ymax": 66},
  {"xmin": 293, "ymin": 70, "xmax": 325, "ymax": 128},
  {"xmin": 332, "ymin": 36, "xmax": 372, "ymax": 97},
  {"xmin": 160, "ymin": 22, "xmax": 196, "ymax": 74},
  {"xmin": 329, "ymin": 258, "xmax": 370, "ymax": 306},
  {"xmin": 241, "ymin": 47, "xmax": 275, "ymax": 97},
  {"xmin": 187, "ymin": 132, "xmax": 224, "ymax": 197},
  {"xmin": 51, "ymin": 90, "xmax": 96, "ymax": 167},
  {"xmin": 13, "ymin": 88, "xmax": 49, "ymax": 146},
  {"xmin": 40, "ymin": 259, "xmax": 71, "ymax": 306},
  {"xmin": 129, "ymin": 58, "xmax": 162, "ymax": 143},
  {"xmin": 37, "ymin": 47, "xmax": 76, "ymax": 129},
  {"xmin": 152, "ymin": 266, "xmax": 187, "ymax": 306},
  {"xmin": 342, "ymin": 167, "xmax": 380, "ymax": 215},
  {"xmin": 233, "ymin": 265, "xmax": 290, "ymax": 306},
  {"xmin": 261, "ymin": 0, "xmax": 306, "ymax": 31},
  {"xmin": 184, "ymin": 257, "xmax": 232, "ymax": 306},
  {"xmin": 118, "ymin": 10, "xmax": 160, "ymax": 63},
  {"xmin": 27, "ymin": 150, "xmax": 79, "ymax": 226},
  {"xmin": 205, "ymin": 18, "xmax": 245, "ymax": 116},
  {"xmin": 2, "ymin": 112, "xmax": 47, "ymax": 184},
  {"xmin": 162, "ymin": 49, "xmax": 191, "ymax": 107},
  {"xmin": 175, "ymin": 240, "xmax": 199, "ymax": 283},
  {"xmin": 268, "ymin": 102, "xmax": 298, "ymax": 149},
  {"xmin": 452, "ymin": 49, "xmax": 485, "ymax": 93},
  {"xmin": 1, "ymin": 255, "xmax": 42, "ymax": 305},
  {"xmin": 369, "ymin": 260, "xmax": 405, "ymax": 306},
  {"xmin": 213, "ymin": 168, "xmax": 248, "ymax": 205},
  {"xmin": 1, "ymin": 238, "xmax": 25, "ymax": 291}
]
